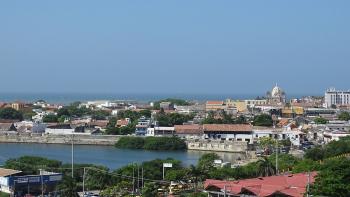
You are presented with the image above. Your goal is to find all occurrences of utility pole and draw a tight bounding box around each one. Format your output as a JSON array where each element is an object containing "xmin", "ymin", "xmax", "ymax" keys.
[
  {"xmin": 40, "ymin": 169, "xmax": 44, "ymax": 197},
  {"xmin": 137, "ymin": 165, "xmax": 140, "ymax": 194},
  {"xmin": 307, "ymin": 171, "xmax": 310, "ymax": 197},
  {"xmin": 72, "ymin": 133, "xmax": 74, "ymax": 178},
  {"xmin": 276, "ymin": 140, "xmax": 279, "ymax": 175},
  {"xmin": 132, "ymin": 164, "xmax": 135, "ymax": 196},
  {"xmin": 83, "ymin": 167, "xmax": 86, "ymax": 195},
  {"xmin": 141, "ymin": 167, "xmax": 144, "ymax": 189}
]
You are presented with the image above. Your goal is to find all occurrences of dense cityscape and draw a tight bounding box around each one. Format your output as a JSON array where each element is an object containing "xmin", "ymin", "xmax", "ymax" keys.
[
  {"xmin": 0, "ymin": 85, "xmax": 350, "ymax": 196},
  {"xmin": 2, "ymin": 0, "xmax": 349, "ymax": 196}
]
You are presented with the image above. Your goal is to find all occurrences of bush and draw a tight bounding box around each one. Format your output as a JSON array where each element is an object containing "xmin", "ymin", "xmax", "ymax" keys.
[
  {"xmin": 253, "ymin": 114, "xmax": 273, "ymax": 126},
  {"xmin": 143, "ymin": 136, "xmax": 187, "ymax": 150},
  {"xmin": 115, "ymin": 136, "xmax": 145, "ymax": 149},
  {"xmin": 115, "ymin": 136, "xmax": 187, "ymax": 151}
]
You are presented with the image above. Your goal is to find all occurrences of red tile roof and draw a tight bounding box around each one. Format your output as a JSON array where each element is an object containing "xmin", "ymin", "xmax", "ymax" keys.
[
  {"xmin": 203, "ymin": 124, "xmax": 252, "ymax": 133},
  {"xmin": 206, "ymin": 101, "xmax": 224, "ymax": 105},
  {"xmin": 205, "ymin": 172, "xmax": 317, "ymax": 197},
  {"xmin": 116, "ymin": 119, "xmax": 130, "ymax": 127},
  {"xmin": 174, "ymin": 124, "xmax": 202, "ymax": 134}
]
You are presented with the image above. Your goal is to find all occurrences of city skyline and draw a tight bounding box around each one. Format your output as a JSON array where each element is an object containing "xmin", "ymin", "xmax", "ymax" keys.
[{"xmin": 1, "ymin": 0, "xmax": 349, "ymax": 95}]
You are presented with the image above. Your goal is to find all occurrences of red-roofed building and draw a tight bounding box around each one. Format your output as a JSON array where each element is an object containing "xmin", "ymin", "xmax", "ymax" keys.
[
  {"xmin": 203, "ymin": 124, "xmax": 253, "ymax": 143},
  {"xmin": 116, "ymin": 118, "xmax": 131, "ymax": 128},
  {"xmin": 206, "ymin": 101, "xmax": 226, "ymax": 111},
  {"xmin": 174, "ymin": 124, "xmax": 203, "ymax": 139},
  {"xmin": 204, "ymin": 172, "xmax": 317, "ymax": 197}
]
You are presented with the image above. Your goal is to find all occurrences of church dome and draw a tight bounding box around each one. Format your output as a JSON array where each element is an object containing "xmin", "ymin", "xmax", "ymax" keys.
[{"xmin": 271, "ymin": 85, "xmax": 285, "ymax": 97}]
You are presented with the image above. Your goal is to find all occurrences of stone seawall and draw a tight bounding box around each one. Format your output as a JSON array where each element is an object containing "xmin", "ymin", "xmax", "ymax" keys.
[
  {"xmin": 186, "ymin": 139, "xmax": 248, "ymax": 153},
  {"xmin": 0, "ymin": 133, "xmax": 120, "ymax": 145}
]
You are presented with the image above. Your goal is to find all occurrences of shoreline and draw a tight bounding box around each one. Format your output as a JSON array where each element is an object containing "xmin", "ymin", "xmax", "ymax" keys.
[{"xmin": 0, "ymin": 133, "xmax": 250, "ymax": 154}]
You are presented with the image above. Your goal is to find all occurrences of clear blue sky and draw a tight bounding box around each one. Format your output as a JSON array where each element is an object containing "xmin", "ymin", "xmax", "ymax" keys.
[{"xmin": 0, "ymin": 0, "xmax": 349, "ymax": 95}]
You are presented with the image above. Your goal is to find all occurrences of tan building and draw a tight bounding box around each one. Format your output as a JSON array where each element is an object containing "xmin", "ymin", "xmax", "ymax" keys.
[
  {"xmin": 225, "ymin": 99, "xmax": 247, "ymax": 112},
  {"xmin": 205, "ymin": 101, "xmax": 226, "ymax": 111},
  {"xmin": 11, "ymin": 102, "xmax": 24, "ymax": 111},
  {"xmin": 282, "ymin": 106, "xmax": 304, "ymax": 117}
]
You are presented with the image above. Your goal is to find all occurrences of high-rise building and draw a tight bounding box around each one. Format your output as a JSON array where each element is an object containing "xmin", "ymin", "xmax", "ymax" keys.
[{"xmin": 325, "ymin": 88, "xmax": 350, "ymax": 108}]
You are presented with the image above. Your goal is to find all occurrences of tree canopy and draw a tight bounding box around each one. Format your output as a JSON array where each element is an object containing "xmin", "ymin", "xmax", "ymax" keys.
[
  {"xmin": 0, "ymin": 107, "xmax": 23, "ymax": 120},
  {"xmin": 253, "ymin": 114, "xmax": 273, "ymax": 126},
  {"xmin": 153, "ymin": 98, "xmax": 190, "ymax": 110},
  {"xmin": 338, "ymin": 111, "xmax": 350, "ymax": 121},
  {"xmin": 314, "ymin": 116, "xmax": 328, "ymax": 124}
]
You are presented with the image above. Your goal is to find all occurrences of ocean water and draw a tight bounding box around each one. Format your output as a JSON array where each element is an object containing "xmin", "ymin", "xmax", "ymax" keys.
[{"xmin": 0, "ymin": 92, "xmax": 310, "ymax": 105}]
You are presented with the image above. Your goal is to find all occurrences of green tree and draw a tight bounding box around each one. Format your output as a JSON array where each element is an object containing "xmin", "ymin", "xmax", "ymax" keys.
[
  {"xmin": 143, "ymin": 136, "xmax": 187, "ymax": 150},
  {"xmin": 235, "ymin": 115, "xmax": 247, "ymax": 124},
  {"xmin": 0, "ymin": 107, "xmax": 23, "ymax": 120},
  {"xmin": 338, "ymin": 111, "xmax": 350, "ymax": 121},
  {"xmin": 314, "ymin": 117, "xmax": 328, "ymax": 124},
  {"xmin": 165, "ymin": 168, "xmax": 189, "ymax": 181},
  {"xmin": 268, "ymin": 153, "xmax": 299, "ymax": 173},
  {"xmin": 142, "ymin": 182, "xmax": 159, "ymax": 197},
  {"xmin": 311, "ymin": 158, "xmax": 350, "ymax": 197},
  {"xmin": 91, "ymin": 110, "xmax": 110, "ymax": 120},
  {"xmin": 197, "ymin": 153, "xmax": 220, "ymax": 176},
  {"xmin": 292, "ymin": 159, "xmax": 321, "ymax": 173},
  {"xmin": 256, "ymin": 156, "xmax": 276, "ymax": 177},
  {"xmin": 153, "ymin": 98, "xmax": 190, "ymax": 110},
  {"xmin": 57, "ymin": 176, "xmax": 78, "ymax": 197},
  {"xmin": 304, "ymin": 145, "xmax": 325, "ymax": 161},
  {"xmin": 253, "ymin": 114, "xmax": 273, "ymax": 126},
  {"xmin": 42, "ymin": 114, "xmax": 59, "ymax": 123},
  {"xmin": 4, "ymin": 156, "xmax": 62, "ymax": 175},
  {"xmin": 115, "ymin": 136, "xmax": 145, "ymax": 149}
]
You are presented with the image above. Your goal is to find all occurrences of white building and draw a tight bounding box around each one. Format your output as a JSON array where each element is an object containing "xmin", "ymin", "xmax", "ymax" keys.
[
  {"xmin": 323, "ymin": 131, "xmax": 350, "ymax": 143},
  {"xmin": 253, "ymin": 127, "xmax": 304, "ymax": 146},
  {"xmin": 325, "ymin": 88, "xmax": 350, "ymax": 108},
  {"xmin": 146, "ymin": 126, "xmax": 175, "ymax": 136}
]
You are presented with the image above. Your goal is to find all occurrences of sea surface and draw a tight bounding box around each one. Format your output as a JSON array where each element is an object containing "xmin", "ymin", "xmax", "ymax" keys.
[
  {"xmin": 0, "ymin": 143, "xmax": 243, "ymax": 170},
  {"xmin": 0, "ymin": 92, "xmax": 310, "ymax": 105}
]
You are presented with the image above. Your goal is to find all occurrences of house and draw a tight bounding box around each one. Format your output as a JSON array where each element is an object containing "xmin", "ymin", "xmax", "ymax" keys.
[
  {"xmin": 323, "ymin": 130, "xmax": 350, "ymax": 143},
  {"xmin": 0, "ymin": 168, "xmax": 62, "ymax": 196},
  {"xmin": 252, "ymin": 127, "xmax": 304, "ymax": 146},
  {"xmin": 0, "ymin": 123, "xmax": 17, "ymax": 132},
  {"xmin": 206, "ymin": 101, "xmax": 226, "ymax": 112},
  {"xmin": 203, "ymin": 124, "xmax": 253, "ymax": 143},
  {"xmin": 146, "ymin": 126, "xmax": 175, "ymax": 136},
  {"xmin": 45, "ymin": 124, "xmax": 74, "ymax": 135},
  {"xmin": 135, "ymin": 116, "xmax": 151, "ymax": 135},
  {"xmin": 90, "ymin": 120, "xmax": 109, "ymax": 130},
  {"xmin": 174, "ymin": 124, "xmax": 203, "ymax": 139},
  {"xmin": 204, "ymin": 172, "xmax": 317, "ymax": 197},
  {"xmin": 116, "ymin": 118, "xmax": 131, "ymax": 128},
  {"xmin": 160, "ymin": 102, "xmax": 174, "ymax": 110}
]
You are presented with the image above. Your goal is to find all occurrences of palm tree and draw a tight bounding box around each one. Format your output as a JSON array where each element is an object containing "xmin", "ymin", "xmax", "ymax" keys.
[
  {"xmin": 256, "ymin": 156, "xmax": 276, "ymax": 177},
  {"xmin": 188, "ymin": 165, "xmax": 203, "ymax": 192}
]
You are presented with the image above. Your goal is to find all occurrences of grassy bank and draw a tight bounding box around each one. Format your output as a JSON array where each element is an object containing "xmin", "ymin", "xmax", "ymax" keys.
[{"xmin": 115, "ymin": 136, "xmax": 187, "ymax": 151}]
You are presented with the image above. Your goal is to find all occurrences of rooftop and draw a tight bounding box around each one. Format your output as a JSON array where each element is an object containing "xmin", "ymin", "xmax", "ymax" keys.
[
  {"xmin": 205, "ymin": 172, "xmax": 317, "ymax": 197},
  {"xmin": 0, "ymin": 168, "xmax": 22, "ymax": 177},
  {"xmin": 203, "ymin": 124, "xmax": 252, "ymax": 132}
]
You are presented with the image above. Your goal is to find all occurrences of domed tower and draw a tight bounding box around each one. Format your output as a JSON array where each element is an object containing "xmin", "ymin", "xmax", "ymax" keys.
[{"xmin": 267, "ymin": 84, "xmax": 286, "ymax": 105}]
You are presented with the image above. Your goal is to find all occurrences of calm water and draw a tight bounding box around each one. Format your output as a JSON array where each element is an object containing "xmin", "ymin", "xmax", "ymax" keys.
[
  {"xmin": 0, "ymin": 143, "xmax": 245, "ymax": 169},
  {"xmin": 0, "ymin": 92, "xmax": 310, "ymax": 104}
]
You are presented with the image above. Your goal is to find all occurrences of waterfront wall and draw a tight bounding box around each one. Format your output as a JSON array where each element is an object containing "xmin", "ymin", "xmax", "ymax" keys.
[
  {"xmin": 0, "ymin": 133, "xmax": 120, "ymax": 145},
  {"xmin": 186, "ymin": 139, "xmax": 248, "ymax": 153}
]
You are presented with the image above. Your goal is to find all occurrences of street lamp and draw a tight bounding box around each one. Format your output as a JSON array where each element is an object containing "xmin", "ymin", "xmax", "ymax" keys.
[{"xmin": 71, "ymin": 132, "xmax": 74, "ymax": 178}]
